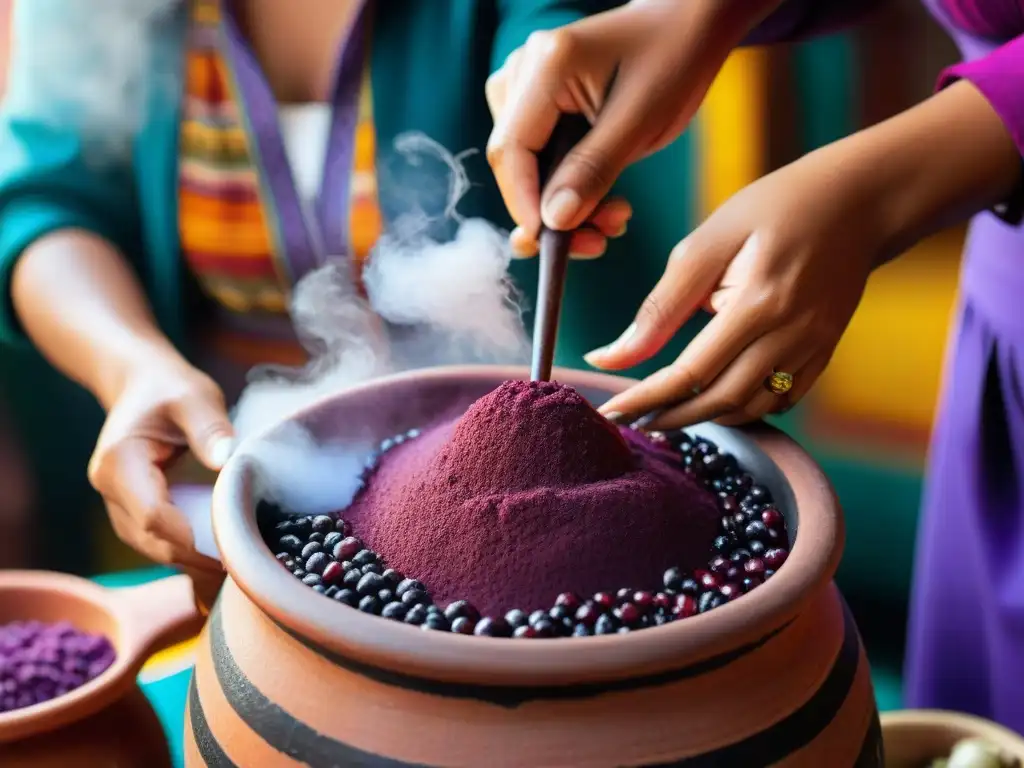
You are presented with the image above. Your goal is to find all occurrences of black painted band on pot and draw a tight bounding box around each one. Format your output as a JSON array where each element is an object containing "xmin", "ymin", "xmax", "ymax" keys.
[
  {"xmin": 202, "ymin": 602, "xmax": 869, "ymax": 767},
  {"xmin": 188, "ymin": 675, "xmax": 239, "ymax": 768},
  {"xmin": 270, "ymin": 615, "xmax": 792, "ymax": 708}
]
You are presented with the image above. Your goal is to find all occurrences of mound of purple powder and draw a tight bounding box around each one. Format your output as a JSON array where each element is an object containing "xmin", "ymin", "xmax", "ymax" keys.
[
  {"xmin": 0, "ymin": 620, "xmax": 116, "ymax": 714},
  {"xmin": 345, "ymin": 380, "xmax": 722, "ymax": 614}
]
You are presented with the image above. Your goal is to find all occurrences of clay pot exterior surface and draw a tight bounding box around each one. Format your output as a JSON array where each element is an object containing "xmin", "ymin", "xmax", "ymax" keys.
[
  {"xmin": 882, "ymin": 709, "xmax": 1024, "ymax": 766},
  {"xmin": 0, "ymin": 571, "xmax": 204, "ymax": 743},
  {"xmin": 0, "ymin": 686, "xmax": 172, "ymax": 768},
  {"xmin": 190, "ymin": 365, "xmax": 883, "ymax": 767}
]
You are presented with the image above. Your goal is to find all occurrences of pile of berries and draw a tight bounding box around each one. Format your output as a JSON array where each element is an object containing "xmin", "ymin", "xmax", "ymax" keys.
[{"xmin": 264, "ymin": 430, "xmax": 791, "ymax": 639}]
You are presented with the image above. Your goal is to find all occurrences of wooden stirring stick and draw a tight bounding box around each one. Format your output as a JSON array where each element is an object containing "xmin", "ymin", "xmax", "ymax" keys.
[{"xmin": 530, "ymin": 114, "xmax": 592, "ymax": 382}]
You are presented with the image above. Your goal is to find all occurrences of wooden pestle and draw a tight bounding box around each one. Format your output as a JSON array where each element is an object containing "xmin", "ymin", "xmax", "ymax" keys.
[{"xmin": 529, "ymin": 114, "xmax": 592, "ymax": 382}]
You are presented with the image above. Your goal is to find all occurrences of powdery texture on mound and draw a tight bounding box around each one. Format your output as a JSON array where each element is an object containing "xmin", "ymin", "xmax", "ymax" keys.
[{"xmin": 344, "ymin": 380, "xmax": 721, "ymax": 614}]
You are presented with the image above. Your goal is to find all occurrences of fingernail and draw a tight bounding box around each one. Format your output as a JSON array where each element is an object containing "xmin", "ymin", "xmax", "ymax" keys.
[
  {"xmin": 543, "ymin": 188, "xmax": 582, "ymax": 230},
  {"xmin": 569, "ymin": 248, "xmax": 604, "ymax": 261},
  {"xmin": 603, "ymin": 411, "xmax": 623, "ymax": 423},
  {"xmin": 613, "ymin": 223, "xmax": 628, "ymax": 238},
  {"xmin": 585, "ymin": 323, "xmax": 637, "ymax": 364},
  {"xmin": 208, "ymin": 436, "xmax": 235, "ymax": 469}
]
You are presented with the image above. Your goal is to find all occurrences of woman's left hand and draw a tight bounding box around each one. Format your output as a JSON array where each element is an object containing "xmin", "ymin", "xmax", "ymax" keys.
[{"xmin": 587, "ymin": 143, "xmax": 886, "ymax": 428}]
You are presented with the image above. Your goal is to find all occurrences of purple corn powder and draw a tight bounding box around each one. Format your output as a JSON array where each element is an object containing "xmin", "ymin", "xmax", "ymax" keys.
[{"xmin": 0, "ymin": 620, "xmax": 116, "ymax": 714}]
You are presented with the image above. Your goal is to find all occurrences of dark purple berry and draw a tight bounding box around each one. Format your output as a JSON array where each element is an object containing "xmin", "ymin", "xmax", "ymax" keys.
[
  {"xmin": 741, "ymin": 577, "xmax": 761, "ymax": 593},
  {"xmin": 678, "ymin": 578, "xmax": 700, "ymax": 596},
  {"xmin": 360, "ymin": 563, "xmax": 383, "ymax": 575},
  {"xmin": 305, "ymin": 552, "xmax": 329, "ymax": 575},
  {"xmin": 301, "ymin": 573, "xmax": 322, "ymax": 587},
  {"xmin": 712, "ymin": 535, "xmax": 732, "ymax": 554},
  {"xmin": 554, "ymin": 593, "xmax": 581, "ymax": 612},
  {"xmin": 699, "ymin": 591, "xmax": 727, "ymax": 613},
  {"xmin": 353, "ymin": 549, "xmax": 378, "ymax": 567},
  {"xmin": 474, "ymin": 618, "xmax": 511, "ymax": 637},
  {"xmin": 323, "ymin": 532, "xmax": 343, "ymax": 550},
  {"xmin": 401, "ymin": 589, "xmax": 429, "ymax": 607},
  {"xmin": 343, "ymin": 569, "xmax": 362, "ymax": 589},
  {"xmin": 396, "ymin": 578, "xmax": 426, "ymax": 597},
  {"xmin": 616, "ymin": 603, "xmax": 642, "ymax": 626},
  {"xmin": 532, "ymin": 619, "xmax": 557, "ymax": 638},
  {"xmin": 528, "ymin": 610, "xmax": 548, "ymax": 627},
  {"xmin": 300, "ymin": 541, "xmax": 323, "ymax": 560},
  {"xmin": 324, "ymin": 586, "xmax": 339, "ymax": 598},
  {"xmin": 549, "ymin": 605, "xmax": 571, "ymax": 623},
  {"xmin": 321, "ymin": 561, "xmax": 344, "ymax": 584},
  {"xmin": 575, "ymin": 604, "xmax": 600, "ymax": 627},
  {"xmin": 749, "ymin": 540, "xmax": 767, "ymax": 556},
  {"xmin": 594, "ymin": 614, "xmax": 619, "ymax": 635},
  {"xmin": 334, "ymin": 588, "xmax": 358, "ymax": 607},
  {"xmin": 744, "ymin": 520, "xmax": 768, "ymax": 541},
  {"xmin": 311, "ymin": 515, "xmax": 334, "ymax": 534},
  {"xmin": 513, "ymin": 625, "xmax": 537, "ymax": 638},
  {"xmin": 653, "ymin": 593, "xmax": 672, "ymax": 611},
  {"xmin": 377, "ymin": 589, "xmax": 395, "ymax": 604},
  {"xmin": 504, "ymin": 609, "xmax": 528, "ymax": 629},
  {"xmin": 381, "ymin": 602, "xmax": 408, "ymax": 620},
  {"xmin": 278, "ymin": 535, "xmax": 303, "ymax": 554},
  {"xmin": 312, "ymin": 584, "xmax": 327, "ymax": 594},
  {"xmin": 275, "ymin": 552, "xmax": 291, "ymax": 565},
  {"xmin": 308, "ymin": 532, "xmax": 325, "ymax": 545},
  {"xmin": 749, "ymin": 485, "xmax": 771, "ymax": 502},
  {"xmin": 451, "ymin": 617, "xmax": 475, "ymax": 635},
  {"xmin": 359, "ymin": 595, "xmax": 381, "ymax": 614},
  {"xmin": 573, "ymin": 623, "xmax": 591, "ymax": 637},
  {"xmin": 709, "ymin": 555, "xmax": 731, "ymax": 575},
  {"xmin": 356, "ymin": 572, "xmax": 386, "ymax": 597},
  {"xmin": 333, "ymin": 537, "xmax": 362, "ymax": 561},
  {"xmin": 616, "ymin": 587, "xmax": 632, "ymax": 602},
  {"xmin": 381, "ymin": 569, "xmax": 403, "ymax": 588},
  {"xmin": 422, "ymin": 614, "xmax": 449, "ymax": 631},
  {"xmin": 662, "ymin": 568, "xmax": 685, "ymax": 592},
  {"xmin": 764, "ymin": 548, "xmax": 789, "ymax": 570},
  {"xmin": 444, "ymin": 600, "xmax": 480, "ymax": 623},
  {"xmin": 334, "ymin": 518, "xmax": 350, "ymax": 535},
  {"xmin": 695, "ymin": 570, "xmax": 720, "ymax": 590},
  {"xmin": 719, "ymin": 583, "xmax": 742, "ymax": 600},
  {"xmin": 292, "ymin": 568, "xmax": 307, "ymax": 579},
  {"xmin": 593, "ymin": 592, "xmax": 615, "ymax": 610},
  {"xmin": 672, "ymin": 594, "xmax": 698, "ymax": 618},
  {"xmin": 632, "ymin": 592, "xmax": 655, "ymax": 610},
  {"xmin": 761, "ymin": 506, "xmax": 785, "ymax": 530},
  {"xmin": 404, "ymin": 605, "xmax": 428, "ymax": 625},
  {"xmin": 743, "ymin": 558, "xmax": 766, "ymax": 576}
]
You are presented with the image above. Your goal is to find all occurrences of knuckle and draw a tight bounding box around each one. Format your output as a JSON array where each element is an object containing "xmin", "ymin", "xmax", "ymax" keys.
[
  {"xmin": 636, "ymin": 294, "xmax": 669, "ymax": 334},
  {"xmin": 485, "ymin": 135, "xmax": 505, "ymax": 168},
  {"xmin": 484, "ymin": 71, "xmax": 503, "ymax": 104},
  {"xmin": 526, "ymin": 28, "xmax": 577, "ymax": 62},
  {"xmin": 565, "ymin": 146, "xmax": 613, "ymax": 191}
]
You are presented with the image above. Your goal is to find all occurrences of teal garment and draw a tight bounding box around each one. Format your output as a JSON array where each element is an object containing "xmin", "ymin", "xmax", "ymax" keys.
[{"xmin": 0, "ymin": 0, "xmax": 703, "ymax": 573}]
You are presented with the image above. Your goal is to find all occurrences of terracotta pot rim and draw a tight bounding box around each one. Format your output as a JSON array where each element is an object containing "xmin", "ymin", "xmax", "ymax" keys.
[
  {"xmin": 0, "ymin": 571, "xmax": 138, "ymax": 742},
  {"xmin": 213, "ymin": 364, "xmax": 844, "ymax": 687}
]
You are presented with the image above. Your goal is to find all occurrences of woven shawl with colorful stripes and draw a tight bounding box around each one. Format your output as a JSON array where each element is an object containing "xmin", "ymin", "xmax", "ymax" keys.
[{"xmin": 178, "ymin": 0, "xmax": 382, "ymax": 319}]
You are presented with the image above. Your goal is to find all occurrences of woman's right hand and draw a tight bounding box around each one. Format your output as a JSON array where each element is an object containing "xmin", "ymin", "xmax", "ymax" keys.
[{"xmin": 87, "ymin": 355, "xmax": 234, "ymax": 572}]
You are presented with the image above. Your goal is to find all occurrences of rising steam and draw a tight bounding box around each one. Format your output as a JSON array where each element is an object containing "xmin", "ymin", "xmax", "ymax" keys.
[{"xmin": 235, "ymin": 134, "xmax": 530, "ymax": 517}]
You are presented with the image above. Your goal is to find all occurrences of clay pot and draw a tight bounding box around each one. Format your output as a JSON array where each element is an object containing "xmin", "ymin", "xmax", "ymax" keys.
[
  {"xmin": 0, "ymin": 571, "xmax": 203, "ymax": 751},
  {"xmin": 882, "ymin": 709, "xmax": 1024, "ymax": 766},
  {"xmin": 190, "ymin": 365, "xmax": 883, "ymax": 767}
]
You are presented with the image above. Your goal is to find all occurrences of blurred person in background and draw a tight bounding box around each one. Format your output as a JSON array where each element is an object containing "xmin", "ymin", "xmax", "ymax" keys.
[
  {"xmin": 489, "ymin": 0, "xmax": 1024, "ymax": 733},
  {"xmin": 0, "ymin": 0, "xmax": 634, "ymax": 595}
]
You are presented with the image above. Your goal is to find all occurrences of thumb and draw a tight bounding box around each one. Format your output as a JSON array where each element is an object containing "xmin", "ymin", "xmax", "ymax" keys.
[
  {"xmin": 540, "ymin": 68, "xmax": 663, "ymax": 231},
  {"xmin": 584, "ymin": 232, "xmax": 740, "ymax": 370},
  {"xmin": 170, "ymin": 394, "xmax": 236, "ymax": 471}
]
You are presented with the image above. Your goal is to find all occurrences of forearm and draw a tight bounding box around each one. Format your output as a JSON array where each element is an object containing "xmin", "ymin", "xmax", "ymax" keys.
[
  {"xmin": 820, "ymin": 80, "xmax": 1021, "ymax": 263},
  {"xmin": 11, "ymin": 230, "xmax": 185, "ymax": 410},
  {"xmin": 742, "ymin": 0, "xmax": 885, "ymax": 45}
]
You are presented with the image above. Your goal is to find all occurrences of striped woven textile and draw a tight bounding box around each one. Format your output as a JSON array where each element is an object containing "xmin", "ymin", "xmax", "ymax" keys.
[{"xmin": 178, "ymin": 0, "xmax": 381, "ymax": 317}]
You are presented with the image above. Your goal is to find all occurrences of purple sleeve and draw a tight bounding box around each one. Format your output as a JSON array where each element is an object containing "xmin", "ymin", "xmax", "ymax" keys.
[
  {"xmin": 937, "ymin": 35, "xmax": 1024, "ymax": 223},
  {"xmin": 938, "ymin": 35, "xmax": 1024, "ymax": 157},
  {"xmin": 743, "ymin": 0, "xmax": 886, "ymax": 45}
]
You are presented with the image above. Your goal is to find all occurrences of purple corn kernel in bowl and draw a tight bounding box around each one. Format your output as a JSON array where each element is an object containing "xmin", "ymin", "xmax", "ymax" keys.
[{"xmin": 0, "ymin": 620, "xmax": 116, "ymax": 714}]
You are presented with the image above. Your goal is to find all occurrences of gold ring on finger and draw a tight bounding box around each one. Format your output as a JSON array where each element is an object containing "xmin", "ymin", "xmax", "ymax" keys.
[{"xmin": 765, "ymin": 370, "xmax": 794, "ymax": 396}]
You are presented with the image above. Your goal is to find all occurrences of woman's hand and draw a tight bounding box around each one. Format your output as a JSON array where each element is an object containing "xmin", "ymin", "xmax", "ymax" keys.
[
  {"xmin": 587, "ymin": 144, "xmax": 884, "ymax": 428},
  {"xmin": 588, "ymin": 79, "xmax": 1022, "ymax": 429},
  {"xmin": 486, "ymin": 0, "xmax": 780, "ymax": 257},
  {"xmin": 87, "ymin": 355, "xmax": 234, "ymax": 571}
]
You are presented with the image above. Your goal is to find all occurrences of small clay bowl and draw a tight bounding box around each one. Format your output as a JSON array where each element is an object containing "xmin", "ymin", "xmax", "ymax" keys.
[
  {"xmin": 0, "ymin": 571, "xmax": 204, "ymax": 743},
  {"xmin": 882, "ymin": 709, "xmax": 1024, "ymax": 766}
]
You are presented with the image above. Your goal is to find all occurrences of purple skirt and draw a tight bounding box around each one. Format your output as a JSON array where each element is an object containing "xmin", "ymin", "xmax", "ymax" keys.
[{"xmin": 904, "ymin": 215, "xmax": 1024, "ymax": 733}]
